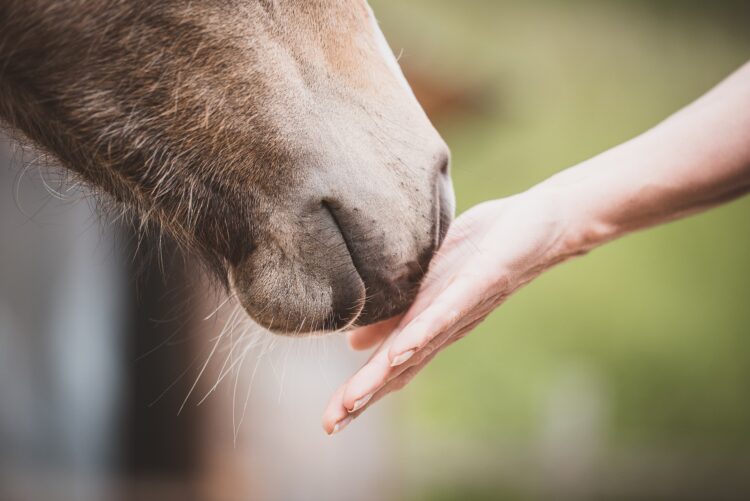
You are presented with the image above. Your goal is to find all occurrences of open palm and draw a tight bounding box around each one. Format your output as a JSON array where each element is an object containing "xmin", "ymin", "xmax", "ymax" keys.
[{"xmin": 323, "ymin": 191, "xmax": 575, "ymax": 434}]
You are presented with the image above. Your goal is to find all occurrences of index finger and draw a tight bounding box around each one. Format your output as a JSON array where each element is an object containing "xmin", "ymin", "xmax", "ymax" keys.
[
  {"xmin": 387, "ymin": 275, "xmax": 485, "ymax": 365},
  {"xmin": 347, "ymin": 315, "xmax": 402, "ymax": 351}
]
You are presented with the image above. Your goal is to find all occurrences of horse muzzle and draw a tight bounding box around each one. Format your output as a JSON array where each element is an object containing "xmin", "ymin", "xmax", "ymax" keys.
[{"xmin": 230, "ymin": 148, "xmax": 454, "ymax": 335}]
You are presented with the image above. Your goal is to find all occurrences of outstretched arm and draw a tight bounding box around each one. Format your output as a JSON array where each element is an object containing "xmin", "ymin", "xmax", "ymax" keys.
[
  {"xmin": 323, "ymin": 61, "xmax": 750, "ymax": 434},
  {"xmin": 543, "ymin": 60, "xmax": 750, "ymax": 248}
]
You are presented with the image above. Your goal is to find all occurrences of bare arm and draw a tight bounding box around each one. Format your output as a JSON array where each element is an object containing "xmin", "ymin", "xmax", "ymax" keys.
[
  {"xmin": 543, "ymin": 61, "xmax": 750, "ymax": 252},
  {"xmin": 322, "ymin": 61, "xmax": 750, "ymax": 434}
]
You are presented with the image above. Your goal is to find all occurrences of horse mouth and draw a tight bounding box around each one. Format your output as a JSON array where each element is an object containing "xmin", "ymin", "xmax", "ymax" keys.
[
  {"xmin": 230, "ymin": 159, "xmax": 453, "ymax": 336},
  {"xmin": 321, "ymin": 200, "xmax": 367, "ymax": 329},
  {"xmin": 319, "ymin": 177, "xmax": 452, "ymax": 331}
]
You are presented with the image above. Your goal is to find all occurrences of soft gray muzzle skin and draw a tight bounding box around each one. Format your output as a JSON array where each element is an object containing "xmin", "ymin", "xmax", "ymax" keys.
[{"xmin": 231, "ymin": 141, "xmax": 455, "ymax": 335}]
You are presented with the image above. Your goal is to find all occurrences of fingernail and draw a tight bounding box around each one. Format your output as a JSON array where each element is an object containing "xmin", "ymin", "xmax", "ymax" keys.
[
  {"xmin": 332, "ymin": 416, "xmax": 352, "ymax": 435},
  {"xmin": 350, "ymin": 393, "xmax": 373, "ymax": 412},
  {"xmin": 391, "ymin": 349, "xmax": 415, "ymax": 367}
]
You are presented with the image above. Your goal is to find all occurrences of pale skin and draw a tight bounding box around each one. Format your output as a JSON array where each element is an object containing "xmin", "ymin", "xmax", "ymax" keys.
[{"xmin": 322, "ymin": 61, "xmax": 750, "ymax": 435}]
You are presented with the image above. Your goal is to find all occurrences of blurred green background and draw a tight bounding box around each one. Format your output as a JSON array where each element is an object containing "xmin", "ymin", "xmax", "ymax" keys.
[{"xmin": 370, "ymin": 0, "xmax": 750, "ymax": 499}]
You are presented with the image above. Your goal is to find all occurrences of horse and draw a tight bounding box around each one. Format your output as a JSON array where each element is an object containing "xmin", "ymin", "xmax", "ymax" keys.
[{"xmin": 0, "ymin": 0, "xmax": 454, "ymax": 334}]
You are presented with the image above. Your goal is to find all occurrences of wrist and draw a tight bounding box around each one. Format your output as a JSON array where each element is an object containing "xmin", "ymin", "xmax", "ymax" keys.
[
  {"xmin": 560, "ymin": 187, "xmax": 620, "ymax": 255},
  {"xmin": 525, "ymin": 172, "xmax": 621, "ymax": 261},
  {"xmin": 528, "ymin": 132, "xmax": 656, "ymax": 258}
]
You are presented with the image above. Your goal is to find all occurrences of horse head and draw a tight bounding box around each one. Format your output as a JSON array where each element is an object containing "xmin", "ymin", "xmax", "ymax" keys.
[{"xmin": 0, "ymin": 0, "xmax": 454, "ymax": 333}]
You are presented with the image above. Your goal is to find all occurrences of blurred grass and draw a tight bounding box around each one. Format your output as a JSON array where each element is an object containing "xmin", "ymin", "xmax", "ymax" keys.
[{"xmin": 370, "ymin": 0, "xmax": 750, "ymax": 487}]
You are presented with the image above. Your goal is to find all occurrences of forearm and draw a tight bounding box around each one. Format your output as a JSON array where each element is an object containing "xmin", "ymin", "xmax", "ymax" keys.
[{"xmin": 535, "ymin": 62, "xmax": 750, "ymax": 254}]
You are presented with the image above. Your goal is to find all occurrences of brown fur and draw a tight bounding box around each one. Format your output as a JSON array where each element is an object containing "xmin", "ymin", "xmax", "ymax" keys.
[{"xmin": 0, "ymin": 0, "xmax": 453, "ymax": 334}]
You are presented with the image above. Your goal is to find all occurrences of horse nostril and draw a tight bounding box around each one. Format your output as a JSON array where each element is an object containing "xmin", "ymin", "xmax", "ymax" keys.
[
  {"xmin": 437, "ymin": 151, "xmax": 450, "ymax": 177},
  {"xmin": 322, "ymin": 200, "xmax": 357, "ymax": 266}
]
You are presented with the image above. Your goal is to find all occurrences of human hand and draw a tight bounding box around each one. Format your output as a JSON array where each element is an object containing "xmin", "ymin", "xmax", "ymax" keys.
[{"xmin": 323, "ymin": 189, "xmax": 584, "ymax": 434}]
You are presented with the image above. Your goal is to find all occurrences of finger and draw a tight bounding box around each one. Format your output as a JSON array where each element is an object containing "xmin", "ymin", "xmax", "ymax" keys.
[
  {"xmin": 341, "ymin": 347, "xmax": 393, "ymax": 412},
  {"xmin": 383, "ymin": 254, "xmax": 473, "ymax": 331},
  {"xmin": 324, "ymin": 335, "xmax": 394, "ymax": 425},
  {"xmin": 347, "ymin": 319, "xmax": 486, "ymax": 423},
  {"xmin": 347, "ymin": 343, "xmax": 444, "ymax": 421},
  {"xmin": 322, "ymin": 385, "xmax": 350, "ymax": 435},
  {"xmin": 337, "ymin": 272, "xmax": 501, "ymax": 420},
  {"xmin": 347, "ymin": 315, "xmax": 402, "ymax": 351},
  {"xmin": 326, "ymin": 329, "xmax": 397, "ymax": 421},
  {"xmin": 340, "ymin": 301, "xmax": 484, "ymax": 416},
  {"xmin": 337, "ymin": 316, "xmax": 491, "ymax": 433},
  {"xmin": 388, "ymin": 275, "xmax": 484, "ymax": 365}
]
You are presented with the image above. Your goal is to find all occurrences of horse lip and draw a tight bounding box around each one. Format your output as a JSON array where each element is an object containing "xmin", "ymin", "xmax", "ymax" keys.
[
  {"xmin": 433, "ymin": 180, "xmax": 442, "ymax": 249},
  {"xmin": 321, "ymin": 200, "xmax": 366, "ymax": 329},
  {"xmin": 436, "ymin": 175, "xmax": 454, "ymax": 249}
]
